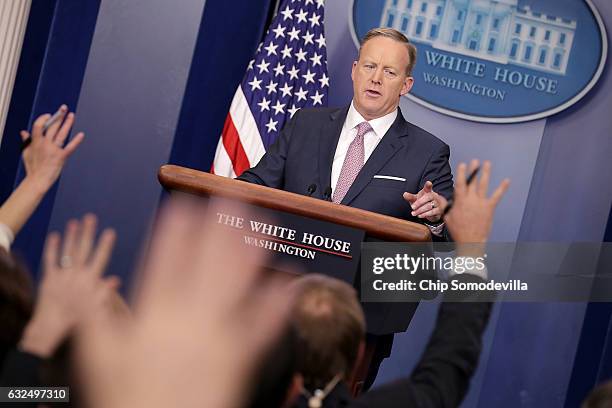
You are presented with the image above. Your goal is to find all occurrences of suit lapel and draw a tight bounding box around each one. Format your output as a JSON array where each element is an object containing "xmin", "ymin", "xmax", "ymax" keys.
[
  {"xmin": 318, "ymin": 106, "xmax": 349, "ymax": 193},
  {"xmin": 341, "ymin": 110, "xmax": 409, "ymax": 206}
]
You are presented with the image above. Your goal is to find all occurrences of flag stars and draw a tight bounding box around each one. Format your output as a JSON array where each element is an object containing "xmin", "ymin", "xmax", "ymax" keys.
[
  {"xmin": 311, "ymin": 90, "xmax": 324, "ymax": 106},
  {"xmin": 265, "ymin": 118, "xmax": 279, "ymax": 133},
  {"xmin": 265, "ymin": 80, "xmax": 278, "ymax": 94},
  {"xmin": 222, "ymin": 0, "xmax": 330, "ymax": 167},
  {"xmin": 279, "ymin": 82, "xmax": 293, "ymax": 97},
  {"xmin": 234, "ymin": 6, "xmax": 329, "ymax": 141},
  {"xmin": 287, "ymin": 65, "xmax": 300, "ymax": 80},
  {"xmin": 272, "ymin": 100, "xmax": 285, "ymax": 115},
  {"xmin": 272, "ymin": 24, "xmax": 286, "ymax": 38},
  {"xmin": 264, "ymin": 42, "xmax": 278, "ymax": 56},
  {"xmin": 273, "ymin": 62, "xmax": 285, "ymax": 77},
  {"xmin": 295, "ymin": 87, "xmax": 308, "ymax": 102},
  {"xmin": 295, "ymin": 8, "xmax": 308, "ymax": 23},
  {"xmin": 315, "ymin": 34, "xmax": 326, "ymax": 48},
  {"xmin": 309, "ymin": 52, "xmax": 322, "ymax": 67},
  {"xmin": 288, "ymin": 105, "xmax": 300, "ymax": 118},
  {"xmin": 288, "ymin": 27, "xmax": 300, "ymax": 41},
  {"xmin": 281, "ymin": 44, "xmax": 293, "ymax": 59},
  {"xmin": 318, "ymin": 73, "xmax": 329, "ymax": 88},
  {"xmin": 302, "ymin": 31, "xmax": 314, "ymax": 45},
  {"xmin": 296, "ymin": 48, "xmax": 307, "ymax": 63},
  {"xmin": 256, "ymin": 59, "xmax": 270, "ymax": 73},
  {"xmin": 309, "ymin": 13, "xmax": 321, "ymax": 27},
  {"xmin": 280, "ymin": 5, "xmax": 293, "ymax": 20},
  {"xmin": 302, "ymin": 69, "xmax": 315, "ymax": 84},
  {"xmin": 258, "ymin": 97, "xmax": 271, "ymax": 112},
  {"xmin": 248, "ymin": 76, "xmax": 262, "ymax": 91}
]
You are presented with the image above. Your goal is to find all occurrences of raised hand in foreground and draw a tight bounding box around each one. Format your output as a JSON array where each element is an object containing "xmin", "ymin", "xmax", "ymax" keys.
[
  {"xmin": 0, "ymin": 106, "xmax": 84, "ymax": 250},
  {"xmin": 20, "ymin": 105, "xmax": 84, "ymax": 190},
  {"xmin": 444, "ymin": 160, "xmax": 510, "ymax": 245},
  {"xmin": 19, "ymin": 214, "xmax": 117, "ymax": 358},
  {"xmin": 76, "ymin": 198, "xmax": 292, "ymax": 408}
]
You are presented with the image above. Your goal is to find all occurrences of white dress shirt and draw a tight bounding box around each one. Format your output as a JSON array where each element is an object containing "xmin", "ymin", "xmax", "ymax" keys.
[
  {"xmin": 330, "ymin": 101, "xmax": 398, "ymax": 193},
  {"xmin": 329, "ymin": 102, "xmax": 445, "ymax": 237}
]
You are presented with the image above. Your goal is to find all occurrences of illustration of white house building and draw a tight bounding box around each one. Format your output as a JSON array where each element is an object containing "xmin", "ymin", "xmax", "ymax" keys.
[{"xmin": 380, "ymin": 0, "xmax": 576, "ymax": 75}]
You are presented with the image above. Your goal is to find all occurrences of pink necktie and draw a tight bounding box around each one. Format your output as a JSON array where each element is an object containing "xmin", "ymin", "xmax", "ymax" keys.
[{"xmin": 332, "ymin": 121, "xmax": 372, "ymax": 203}]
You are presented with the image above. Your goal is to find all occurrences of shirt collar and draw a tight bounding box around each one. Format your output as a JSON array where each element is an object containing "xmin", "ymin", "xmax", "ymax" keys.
[{"xmin": 345, "ymin": 101, "xmax": 398, "ymax": 139}]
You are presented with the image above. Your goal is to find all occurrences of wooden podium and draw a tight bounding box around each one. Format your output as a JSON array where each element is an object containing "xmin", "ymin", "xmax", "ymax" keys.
[
  {"xmin": 158, "ymin": 164, "xmax": 430, "ymax": 242},
  {"xmin": 158, "ymin": 164, "xmax": 432, "ymax": 393}
]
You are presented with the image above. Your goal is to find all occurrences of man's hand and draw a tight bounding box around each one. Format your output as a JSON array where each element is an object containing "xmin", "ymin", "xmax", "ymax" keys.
[
  {"xmin": 403, "ymin": 180, "xmax": 448, "ymax": 223},
  {"xmin": 445, "ymin": 160, "xmax": 510, "ymax": 244},
  {"xmin": 75, "ymin": 198, "xmax": 292, "ymax": 408},
  {"xmin": 20, "ymin": 105, "xmax": 84, "ymax": 192},
  {"xmin": 19, "ymin": 214, "xmax": 117, "ymax": 358}
]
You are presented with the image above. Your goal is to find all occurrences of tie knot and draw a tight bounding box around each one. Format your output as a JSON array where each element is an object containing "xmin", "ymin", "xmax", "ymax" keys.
[{"xmin": 355, "ymin": 121, "xmax": 373, "ymax": 137}]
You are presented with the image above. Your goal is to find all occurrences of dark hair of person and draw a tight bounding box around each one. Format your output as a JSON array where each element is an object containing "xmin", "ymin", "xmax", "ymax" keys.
[{"xmin": 0, "ymin": 249, "xmax": 34, "ymax": 365}]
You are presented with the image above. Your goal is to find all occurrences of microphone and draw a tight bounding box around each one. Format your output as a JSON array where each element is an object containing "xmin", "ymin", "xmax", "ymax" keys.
[
  {"xmin": 306, "ymin": 184, "xmax": 317, "ymax": 197},
  {"xmin": 323, "ymin": 186, "xmax": 332, "ymax": 201}
]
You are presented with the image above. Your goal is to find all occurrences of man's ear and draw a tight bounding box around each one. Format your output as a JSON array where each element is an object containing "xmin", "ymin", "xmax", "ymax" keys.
[
  {"xmin": 400, "ymin": 76, "xmax": 414, "ymax": 96},
  {"xmin": 351, "ymin": 60, "xmax": 357, "ymax": 81}
]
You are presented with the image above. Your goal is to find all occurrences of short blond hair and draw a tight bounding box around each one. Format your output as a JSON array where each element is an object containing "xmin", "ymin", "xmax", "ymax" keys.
[{"xmin": 358, "ymin": 27, "xmax": 417, "ymax": 76}]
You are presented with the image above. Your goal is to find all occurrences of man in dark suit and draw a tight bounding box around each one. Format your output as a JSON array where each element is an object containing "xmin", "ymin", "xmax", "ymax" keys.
[
  {"xmin": 239, "ymin": 27, "xmax": 453, "ymax": 232},
  {"xmin": 239, "ymin": 27, "xmax": 453, "ymax": 389}
]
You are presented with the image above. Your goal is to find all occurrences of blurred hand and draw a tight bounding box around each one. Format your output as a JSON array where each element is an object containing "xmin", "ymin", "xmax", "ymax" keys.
[
  {"xmin": 403, "ymin": 181, "xmax": 448, "ymax": 223},
  {"xmin": 76, "ymin": 198, "xmax": 292, "ymax": 408},
  {"xmin": 19, "ymin": 214, "xmax": 117, "ymax": 358},
  {"xmin": 20, "ymin": 105, "xmax": 84, "ymax": 191},
  {"xmin": 444, "ymin": 160, "xmax": 510, "ymax": 244}
]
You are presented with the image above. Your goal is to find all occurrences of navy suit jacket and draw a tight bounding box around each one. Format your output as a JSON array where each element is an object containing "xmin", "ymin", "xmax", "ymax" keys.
[
  {"xmin": 239, "ymin": 105, "xmax": 453, "ymax": 218},
  {"xmin": 239, "ymin": 105, "xmax": 454, "ymax": 334}
]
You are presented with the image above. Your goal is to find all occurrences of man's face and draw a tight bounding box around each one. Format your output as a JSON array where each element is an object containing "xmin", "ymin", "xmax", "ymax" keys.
[{"xmin": 351, "ymin": 36, "xmax": 414, "ymax": 120}]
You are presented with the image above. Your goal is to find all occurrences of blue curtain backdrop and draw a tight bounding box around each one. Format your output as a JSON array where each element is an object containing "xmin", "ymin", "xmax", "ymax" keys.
[
  {"xmin": 564, "ymin": 203, "xmax": 612, "ymax": 406},
  {"xmin": 0, "ymin": 0, "xmax": 273, "ymax": 288},
  {"xmin": 169, "ymin": 0, "xmax": 275, "ymax": 171},
  {"xmin": 0, "ymin": 0, "xmax": 59, "ymax": 204},
  {"xmin": 1, "ymin": 0, "xmax": 101, "ymax": 278}
]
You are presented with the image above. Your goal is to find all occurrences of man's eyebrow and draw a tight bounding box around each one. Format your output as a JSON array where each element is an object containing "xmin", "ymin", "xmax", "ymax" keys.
[
  {"xmin": 361, "ymin": 60, "xmax": 401, "ymax": 71},
  {"xmin": 382, "ymin": 64, "xmax": 400, "ymax": 71}
]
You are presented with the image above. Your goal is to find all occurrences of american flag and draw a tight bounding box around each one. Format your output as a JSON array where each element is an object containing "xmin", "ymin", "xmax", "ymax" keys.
[{"xmin": 212, "ymin": 0, "xmax": 329, "ymax": 178}]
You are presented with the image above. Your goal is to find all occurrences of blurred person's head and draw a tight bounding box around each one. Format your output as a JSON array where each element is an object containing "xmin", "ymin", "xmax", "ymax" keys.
[
  {"xmin": 0, "ymin": 248, "xmax": 34, "ymax": 363},
  {"xmin": 583, "ymin": 380, "xmax": 612, "ymax": 408},
  {"xmin": 292, "ymin": 274, "xmax": 366, "ymax": 391}
]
